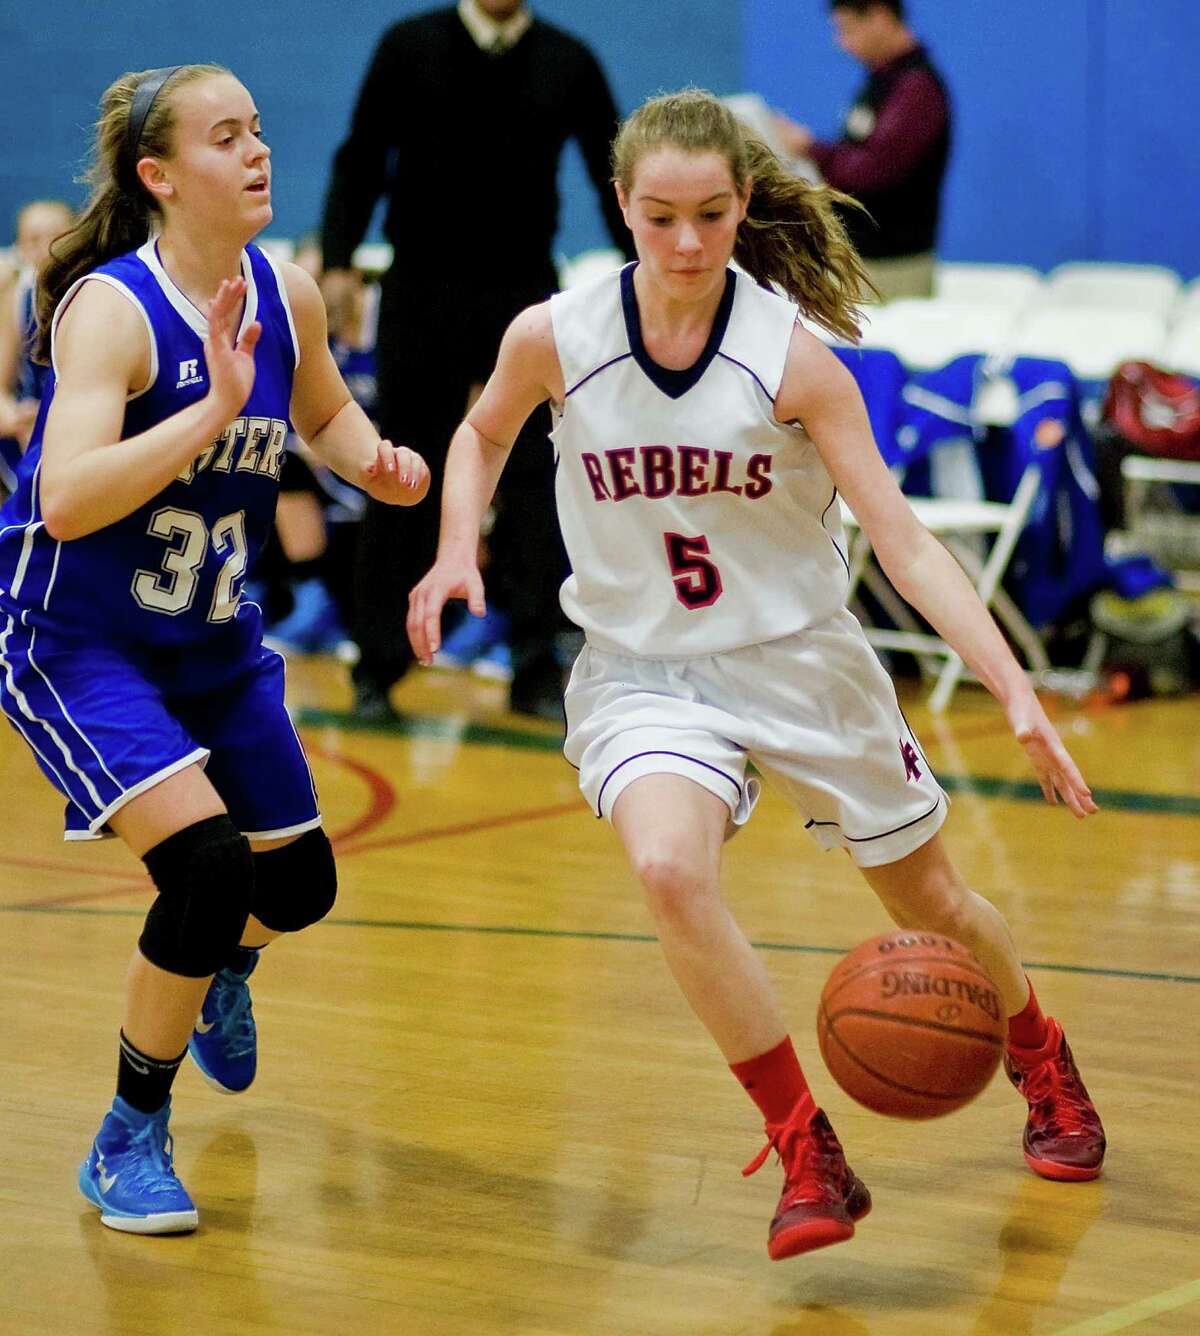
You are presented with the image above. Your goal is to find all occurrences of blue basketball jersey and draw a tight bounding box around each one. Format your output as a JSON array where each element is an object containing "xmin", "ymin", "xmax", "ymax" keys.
[{"xmin": 0, "ymin": 241, "xmax": 298, "ymax": 663}]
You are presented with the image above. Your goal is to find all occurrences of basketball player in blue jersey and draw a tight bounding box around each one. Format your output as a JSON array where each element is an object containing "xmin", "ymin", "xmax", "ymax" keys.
[
  {"xmin": 409, "ymin": 90, "xmax": 1106, "ymax": 1261},
  {"xmin": 0, "ymin": 65, "xmax": 429, "ymax": 1235}
]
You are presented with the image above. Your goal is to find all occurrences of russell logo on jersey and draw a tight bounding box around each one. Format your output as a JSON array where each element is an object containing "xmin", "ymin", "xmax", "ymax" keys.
[{"xmin": 176, "ymin": 358, "xmax": 205, "ymax": 390}]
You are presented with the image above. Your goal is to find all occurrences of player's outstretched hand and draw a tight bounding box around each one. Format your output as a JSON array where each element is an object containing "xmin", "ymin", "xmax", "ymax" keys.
[
  {"xmin": 362, "ymin": 441, "xmax": 431, "ymax": 506},
  {"xmin": 204, "ymin": 277, "xmax": 261, "ymax": 423},
  {"xmin": 1007, "ymin": 692, "xmax": 1098, "ymax": 819},
  {"xmin": 407, "ymin": 560, "xmax": 486, "ymax": 665}
]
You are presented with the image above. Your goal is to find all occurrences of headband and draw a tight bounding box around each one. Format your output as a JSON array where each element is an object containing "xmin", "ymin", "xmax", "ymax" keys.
[{"xmin": 125, "ymin": 65, "xmax": 186, "ymax": 175}]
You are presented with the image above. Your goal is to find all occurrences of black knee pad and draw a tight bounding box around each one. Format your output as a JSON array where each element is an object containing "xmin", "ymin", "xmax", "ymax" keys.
[
  {"xmin": 251, "ymin": 827, "xmax": 337, "ymax": 933},
  {"xmin": 140, "ymin": 815, "xmax": 254, "ymax": 978}
]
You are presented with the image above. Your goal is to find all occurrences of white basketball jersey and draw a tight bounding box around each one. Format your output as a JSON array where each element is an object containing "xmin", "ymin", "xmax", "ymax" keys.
[{"xmin": 550, "ymin": 265, "xmax": 850, "ymax": 658}]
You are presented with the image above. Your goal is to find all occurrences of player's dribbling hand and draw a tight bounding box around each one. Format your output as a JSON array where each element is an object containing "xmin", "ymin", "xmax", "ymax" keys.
[
  {"xmin": 1007, "ymin": 692, "xmax": 1098, "ymax": 819},
  {"xmin": 203, "ymin": 277, "xmax": 261, "ymax": 423},
  {"xmin": 362, "ymin": 441, "xmax": 431, "ymax": 506},
  {"xmin": 407, "ymin": 560, "xmax": 486, "ymax": 666}
]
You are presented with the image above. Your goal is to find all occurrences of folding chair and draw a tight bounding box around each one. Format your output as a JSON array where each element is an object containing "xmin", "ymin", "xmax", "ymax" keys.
[
  {"xmin": 1010, "ymin": 307, "xmax": 1168, "ymax": 384},
  {"xmin": 1164, "ymin": 315, "xmax": 1200, "ymax": 377},
  {"xmin": 935, "ymin": 262, "xmax": 1043, "ymax": 312},
  {"xmin": 1173, "ymin": 277, "xmax": 1200, "ymax": 325},
  {"xmin": 557, "ymin": 248, "xmax": 625, "ymax": 289},
  {"xmin": 857, "ymin": 298, "xmax": 1021, "ymax": 371},
  {"xmin": 838, "ymin": 353, "xmax": 1050, "ymax": 712},
  {"xmin": 1040, "ymin": 262, "xmax": 1181, "ymax": 318}
]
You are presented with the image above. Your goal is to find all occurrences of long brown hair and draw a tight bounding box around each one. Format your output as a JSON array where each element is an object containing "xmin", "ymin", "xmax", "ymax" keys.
[
  {"xmin": 33, "ymin": 64, "xmax": 229, "ymax": 364},
  {"xmin": 611, "ymin": 88, "xmax": 876, "ymax": 342}
]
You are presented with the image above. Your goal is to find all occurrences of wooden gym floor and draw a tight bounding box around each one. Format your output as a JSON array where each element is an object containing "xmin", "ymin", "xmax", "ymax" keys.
[{"xmin": 1, "ymin": 654, "xmax": 1197, "ymax": 1335}]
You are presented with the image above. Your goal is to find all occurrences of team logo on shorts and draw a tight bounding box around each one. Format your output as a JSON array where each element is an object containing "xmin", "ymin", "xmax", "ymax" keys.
[{"xmin": 900, "ymin": 739, "xmax": 922, "ymax": 782}]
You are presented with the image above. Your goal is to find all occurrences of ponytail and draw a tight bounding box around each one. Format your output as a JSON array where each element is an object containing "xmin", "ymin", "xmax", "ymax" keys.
[
  {"xmin": 612, "ymin": 89, "xmax": 877, "ymax": 343},
  {"xmin": 733, "ymin": 137, "xmax": 876, "ymax": 342},
  {"xmin": 33, "ymin": 63, "xmax": 229, "ymax": 364}
]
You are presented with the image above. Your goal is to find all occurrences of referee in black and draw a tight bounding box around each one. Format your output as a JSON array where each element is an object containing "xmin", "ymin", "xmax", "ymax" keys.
[{"xmin": 321, "ymin": 0, "xmax": 634, "ymax": 722}]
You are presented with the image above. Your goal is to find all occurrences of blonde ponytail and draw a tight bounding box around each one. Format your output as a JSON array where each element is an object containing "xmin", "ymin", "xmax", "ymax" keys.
[
  {"xmin": 34, "ymin": 64, "xmax": 229, "ymax": 364},
  {"xmin": 612, "ymin": 89, "xmax": 877, "ymax": 341}
]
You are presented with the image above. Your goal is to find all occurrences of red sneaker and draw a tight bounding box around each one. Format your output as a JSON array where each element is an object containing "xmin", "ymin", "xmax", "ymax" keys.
[
  {"xmin": 1004, "ymin": 1018, "xmax": 1106, "ymax": 1181},
  {"xmin": 743, "ymin": 1103, "xmax": 871, "ymax": 1260}
]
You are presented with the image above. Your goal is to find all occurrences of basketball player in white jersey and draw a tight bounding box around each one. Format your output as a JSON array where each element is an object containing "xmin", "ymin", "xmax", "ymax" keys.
[{"xmin": 408, "ymin": 89, "xmax": 1105, "ymax": 1261}]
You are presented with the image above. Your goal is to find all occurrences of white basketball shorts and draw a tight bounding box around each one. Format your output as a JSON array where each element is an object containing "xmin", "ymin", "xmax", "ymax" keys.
[{"xmin": 563, "ymin": 608, "xmax": 947, "ymax": 868}]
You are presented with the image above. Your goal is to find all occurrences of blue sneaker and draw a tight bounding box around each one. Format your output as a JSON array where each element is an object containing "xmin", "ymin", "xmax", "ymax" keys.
[
  {"xmin": 471, "ymin": 640, "xmax": 513, "ymax": 682},
  {"xmin": 79, "ymin": 1096, "xmax": 198, "ymax": 1234},
  {"xmin": 188, "ymin": 950, "xmax": 259, "ymax": 1094},
  {"xmin": 432, "ymin": 608, "xmax": 511, "ymax": 669},
  {"xmin": 264, "ymin": 577, "xmax": 346, "ymax": 654}
]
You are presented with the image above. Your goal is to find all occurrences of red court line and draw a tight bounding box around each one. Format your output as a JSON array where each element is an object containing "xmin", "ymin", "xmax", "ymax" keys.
[
  {"xmin": 9, "ymin": 800, "xmax": 582, "ymax": 909},
  {"xmin": 8, "ymin": 743, "xmax": 399, "ymax": 911},
  {"xmin": 0, "ymin": 853, "xmax": 144, "ymax": 884},
  {"xmin": 326, "ymin": 799, "xmax": 583, "ymax": 859},
  {"xmin": 305, "ymin": 742, "xmax": 397, "ymax": 848}
]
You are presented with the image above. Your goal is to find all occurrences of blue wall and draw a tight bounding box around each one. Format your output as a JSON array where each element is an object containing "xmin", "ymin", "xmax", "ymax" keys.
[
  {"xmin": 6, "ymin": 2, "xmax": 1198, "ymax": 274},
  {"xmin": 0, "ymin": 1, "xmax": 740, "ymax": 261},
  {"xmin": 746, "ymin": 0, "xmax": 1200, "ymax": 276}
]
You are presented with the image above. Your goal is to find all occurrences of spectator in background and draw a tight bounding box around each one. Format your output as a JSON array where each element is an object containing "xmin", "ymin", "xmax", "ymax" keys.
[
  {"xmin": 775, "ymin": 0, "xmax": 950, "ymax": 301},
  {"xmin": 1, "ymin": 200, "xmax": 74, "ymax": 490},
  {"xmin": 321, "ymin": 0, "xmax": 635, "ymax": 722},
  {"xmin": 261, "ymin": 236, "xmax": 375, "ymax": 656}
]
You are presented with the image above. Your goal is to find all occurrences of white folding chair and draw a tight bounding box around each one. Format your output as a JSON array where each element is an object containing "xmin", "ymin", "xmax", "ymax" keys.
[
  {"xmin": 1039, "ymin": 262, "xmax": 1181, "ymax": 318},
  {"xmin": 858, "ymin": 299, "xmax": 1020, "ymax": 370},
  {"xmin": 557, "ymin": 248, "xmax": 625, "ymax": 290},
  {"xmin": 1010, "ymin": 307, "xmax": 1167, "ymax": 382},
  {"xmin": 935, "ymin": 262, "xmax": 1043, "ymax": 312},
  {"xmin": 1172, "ymin": 277, "xmax": 1200, "ymax": 325},
  {"xmin": 841, "ymin": 465, "xmax": 1046, "ymax": 712},
  {"xmin": 837, "ymin": 356, "xmax": 1049, "ymax": 712},
  {"xmin": 351, "ymin": 242, "xmax": 394, "ymax": 275},
  {"xmin": 1164, "ymin": 315, "xmax": 1200, "ymax": 377},
  {"xmin": 254, "ymin": 237, "xmax": 295, "ymax": 263}
]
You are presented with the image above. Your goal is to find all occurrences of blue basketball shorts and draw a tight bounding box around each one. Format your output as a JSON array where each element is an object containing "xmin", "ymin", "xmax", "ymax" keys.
[{"xmin": 0, "ymin": 622, "xmax": 320, "ymax": 842}]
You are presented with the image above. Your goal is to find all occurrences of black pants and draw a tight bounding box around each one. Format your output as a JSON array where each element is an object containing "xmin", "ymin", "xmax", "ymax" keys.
[{"xmin": 351, "ymin": 271, "xmax": 565, "ymax": 696}]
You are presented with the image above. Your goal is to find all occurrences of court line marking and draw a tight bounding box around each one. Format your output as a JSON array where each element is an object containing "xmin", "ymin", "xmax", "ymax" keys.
[
  {"xmin": 1051, "ymin": 1277, "xmax": 1200, "ymax": 1334},
  {"xmin": 5, "ymin": 794, "xmax": 580, "ymax": 910},
  {"xmin": 306, "ymin": 742, "xmax": 396, "ymax": 847},
  {"xmin": 2, "ymin": 903, "xmax": 1197, "ymax": 985},
  {"xmin": 294, "ymin": 708, "xmax": 1200, "ymax": 817}
]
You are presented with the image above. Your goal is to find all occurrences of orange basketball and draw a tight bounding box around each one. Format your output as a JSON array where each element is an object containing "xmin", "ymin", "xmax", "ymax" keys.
[{"xmin": 817, "ymin": 931, "xmax": 1006, "ymax": 1119}]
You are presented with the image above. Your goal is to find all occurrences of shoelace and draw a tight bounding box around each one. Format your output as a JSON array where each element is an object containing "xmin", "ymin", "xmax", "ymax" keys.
[
  {"xmin": 118, "ymin": 1119, "xmax": 183, "ymax": 1197},
  {"xmin": 210, "ymin": 971, "xmax": 256, "ymax": 1058},
  {"xmin": 742, "ymin": 1112, "xmax": 846, "ymax": 1205},
  {"xmin": 1017, "ymin": 1050, "xmax": 1097, "ymax": 1137}
]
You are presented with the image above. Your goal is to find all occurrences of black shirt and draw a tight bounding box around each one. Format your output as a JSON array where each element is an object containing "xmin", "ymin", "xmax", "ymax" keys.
[{"xmin": 321, "ymin": 7, "xmax": 633, "ymax": 284}]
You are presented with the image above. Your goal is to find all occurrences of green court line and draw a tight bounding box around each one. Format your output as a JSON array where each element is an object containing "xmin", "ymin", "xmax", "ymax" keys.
[
  {"xmin": 294, "ymin": 707, "xmax": 1200, "ymax": 817},
  {"xmin": 1052, "ymin": 1278, "xmax": 1200, "ymax": 1334},
  {"xmin": 940, "ymin": 773, "xmax": 1200, "ymax": 816},
  {"xmin": 5, "ymin": 903, "xmax": 1198, "ymax": 985},
  {"xmin": 296, "ymin": 707, "xmax": 564, "ymax": 752}
]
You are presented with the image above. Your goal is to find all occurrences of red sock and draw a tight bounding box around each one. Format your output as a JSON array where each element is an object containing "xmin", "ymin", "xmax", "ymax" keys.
[
  {"xmin": 1006, "ymin": 975, "xmax": 1050, "ymax": 1050},
  {"xmin": 730, "ymin": 1037, "xmax": 814, "ymax": 1126}
]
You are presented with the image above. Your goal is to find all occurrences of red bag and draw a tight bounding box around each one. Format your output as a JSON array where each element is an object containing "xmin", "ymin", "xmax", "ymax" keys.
[{"xmin": 1102, "ymin": 360, "xmax": 1200, "ymax": 460}]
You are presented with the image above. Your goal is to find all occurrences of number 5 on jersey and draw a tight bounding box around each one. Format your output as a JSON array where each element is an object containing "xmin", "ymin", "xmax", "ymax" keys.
[{"xmin": 664, "ymin": 531, "xmax": 723, "ymax": 609}]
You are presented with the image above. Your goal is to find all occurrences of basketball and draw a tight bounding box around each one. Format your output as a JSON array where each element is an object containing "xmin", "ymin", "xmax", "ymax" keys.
[{"xmin": 817, "ymin": 931, "xmax": 1006, "ymax": 1119}]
